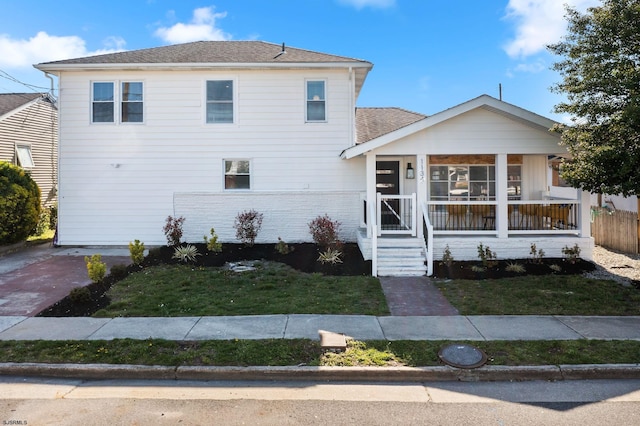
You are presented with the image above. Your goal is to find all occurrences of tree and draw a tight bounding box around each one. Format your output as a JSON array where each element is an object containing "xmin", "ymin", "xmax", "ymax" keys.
[
  {"xmin": 548, "ymin": 0, "xmax": 640, "ymax": 196},
  {"xmin": 0, "ymin": 161, "xmax": 41, "ymax": 244}
]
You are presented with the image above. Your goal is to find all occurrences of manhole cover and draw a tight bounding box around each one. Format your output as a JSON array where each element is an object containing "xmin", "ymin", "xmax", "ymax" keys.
[{"xmin": 438, "ymin": 344, "xmax": 487, "ymax": 369}]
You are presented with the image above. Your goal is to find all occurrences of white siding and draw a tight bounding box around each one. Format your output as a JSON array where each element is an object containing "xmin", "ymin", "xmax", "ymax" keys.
[{"xmin": 56, "ymin": 68, "xmax": 363, "ymax": 245}]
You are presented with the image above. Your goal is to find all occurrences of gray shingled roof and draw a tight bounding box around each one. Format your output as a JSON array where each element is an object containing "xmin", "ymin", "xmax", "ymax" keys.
[
  {"xmin": 0, "ymin": 93, "xmax": 44, "ymax": 117},
  {"xmin": 36, "ymin": 41, "xmax": 371, "ymax": 66},
  {"xmin": 356, "ymin": 107, "xmax": 427, "ymax": 144}
]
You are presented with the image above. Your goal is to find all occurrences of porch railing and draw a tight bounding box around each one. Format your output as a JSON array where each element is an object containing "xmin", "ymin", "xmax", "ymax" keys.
[
  {"xmin": 377, "ymin": 193, "xmax": 417, "ymax": 236},
  {"xmin": 428, "ymin": 199, "xmax": 581, "ymax": 234},
  {"xmin": 421, "ymin": 201, "xmax": 434, "ymax": 276}
]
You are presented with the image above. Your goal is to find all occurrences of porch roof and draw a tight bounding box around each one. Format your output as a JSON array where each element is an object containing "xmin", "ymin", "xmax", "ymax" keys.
[{"xmin": 342, "ymin": 94, "xmax": 561, "ymax": 159}]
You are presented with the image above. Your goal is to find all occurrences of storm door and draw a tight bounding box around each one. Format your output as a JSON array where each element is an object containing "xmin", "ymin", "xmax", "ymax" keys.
[{"xmin": 376, "ymin": 161, "xmax": 401, "ymax": 228}]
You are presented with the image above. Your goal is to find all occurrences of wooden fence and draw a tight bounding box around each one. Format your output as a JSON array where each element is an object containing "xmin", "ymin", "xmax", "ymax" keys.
[{"xmin": 590, "ymin": 207, "xmax": 639, "ymax": 254}]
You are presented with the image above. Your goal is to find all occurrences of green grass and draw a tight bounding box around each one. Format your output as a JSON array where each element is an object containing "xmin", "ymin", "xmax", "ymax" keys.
[
  {"xmin": 93, "ymin": 261, "xmax": 388, "ymax": 317},
  {"xmin": 435, "ymin": 275, "xmax": 640, "ymax": 315},
  {"xmin": 1, "ymin": 339, "xmax": 638, "ymax": 367}
]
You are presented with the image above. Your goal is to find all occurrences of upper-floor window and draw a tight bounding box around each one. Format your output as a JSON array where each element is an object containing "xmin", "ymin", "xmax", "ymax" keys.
[
  {"xmin": 224, "ymin": 159, "xmax": 250, "ymax": 190},
  {"xmin": 306, "ymin": 80, "xmax": 326, "ymax": 122},
  {"xmin": 121, "ymin": 82, "xmax": 143, "ymax": 123},
  {"xmin": 92, "ymin": 81, "xmax": 143, "ymax": 123},
  {"xmin": 92, "ymin": 82, "xmax": 114, "ymax": 123},
  {"xmin": 207, "ymin": 80, "xmax": 234, "ymax": 123}
]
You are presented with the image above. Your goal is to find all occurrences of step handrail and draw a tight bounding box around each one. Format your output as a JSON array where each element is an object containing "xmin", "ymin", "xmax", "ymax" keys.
[{"xmin": 421, "ymin": 201, "xmax": 434, "ymax": 276}]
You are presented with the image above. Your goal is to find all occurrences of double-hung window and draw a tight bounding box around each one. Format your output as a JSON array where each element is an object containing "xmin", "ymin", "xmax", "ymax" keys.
[
  {"xmin": 306, "ymin": 80, "xmax": 326, "ymax": 122},
  {"xmin": 121, "ymin": 82, "xmax": 143, "ymax": 122},
  {"xmin": 92, "ymin": 82, "xmax": 115, "ymax": 123},
  {"xmin": 207, "ymin": 80, "xmax": 234, "ymax": 123},
  {"xmin": 92, "ymin": 81, "xmax": 144, "ymax": 123},
  {"xmin": 224, "ymin": 160, "xmax": 250, "ymax": 190}
]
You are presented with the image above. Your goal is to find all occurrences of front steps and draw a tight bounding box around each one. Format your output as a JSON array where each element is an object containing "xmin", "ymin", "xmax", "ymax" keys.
[{"xmin": 376, "ymin": 237, "xmax": 428, "ymax": 277}]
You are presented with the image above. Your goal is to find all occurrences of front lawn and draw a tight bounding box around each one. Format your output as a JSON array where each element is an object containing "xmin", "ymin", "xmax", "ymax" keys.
[
  {"xmin": 93, "ymin": 261, "xmax": 388, "ymax": 317},
  {"xmin": 436, "ymin": 275, "xmax": 640, "ymax": 315}
]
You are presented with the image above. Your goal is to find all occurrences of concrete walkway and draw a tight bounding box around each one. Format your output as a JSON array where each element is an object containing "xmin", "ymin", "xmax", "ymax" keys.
[{"xmin": 1, "ymin": 314, "xmax": 639, "ymax": 342}]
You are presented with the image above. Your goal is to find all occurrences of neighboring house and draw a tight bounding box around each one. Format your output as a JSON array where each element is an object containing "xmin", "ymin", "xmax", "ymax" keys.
[
  {"xmin": 35, "ymin": 41, "xmax": 593, "ymax": 276},
  {"xmin": 0, "ymin": 93, "xmax": 58, "ymax": 206}
]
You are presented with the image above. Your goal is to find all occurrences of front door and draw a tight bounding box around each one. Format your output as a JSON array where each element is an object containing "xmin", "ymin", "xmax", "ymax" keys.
[{"xmin": 376, "ymin": 161, "xmax": 400, "ymax": 227}]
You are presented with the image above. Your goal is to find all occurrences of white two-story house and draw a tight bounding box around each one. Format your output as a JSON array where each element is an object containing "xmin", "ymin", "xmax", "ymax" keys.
[{"xmin": 36, "ymin": 40, "xmax": 593, "ymax": 276}]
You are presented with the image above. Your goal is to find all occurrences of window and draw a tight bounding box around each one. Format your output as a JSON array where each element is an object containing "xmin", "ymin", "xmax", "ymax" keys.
[
  {"xmin": 224, "ymin": 160, "xmax": 250, "ymax": 189},
  {"xmin": 429, "ymin": 165, "xmax": 495, "ymax": 201},
  {"xmin": 508, "ymin": 165, "xmax": 522, "ymax": 199},
  {"xmin": 92, "ymin": 82, "xmax": 114, "ymax": 122},
  {"xmin": 15, "ymin": 144, "xmax": 34, "ymax": 168},
  {"xmin": 306, "ymin": 80, "xmax": 326, "ymax": 121},
  {"xmin": 207, "ymin": 80, "xmax": 234, "ymax": 123},
  {"xmin": 121, "ymin": 82, "xmax": 143, "ymax": 122}
]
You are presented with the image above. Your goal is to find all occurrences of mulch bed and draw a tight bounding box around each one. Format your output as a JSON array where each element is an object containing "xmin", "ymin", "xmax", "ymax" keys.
[{"xmin": 432, "ymin": 258, "xmax": 596, "ymax": 280}]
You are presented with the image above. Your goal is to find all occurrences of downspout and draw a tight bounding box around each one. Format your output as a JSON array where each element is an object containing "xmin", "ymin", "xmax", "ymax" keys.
[{"xmin": 349, "ymin": 67, "xmax": 355, "ymax": 146}]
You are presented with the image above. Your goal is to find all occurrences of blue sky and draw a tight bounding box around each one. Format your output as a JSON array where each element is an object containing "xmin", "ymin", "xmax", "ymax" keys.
[{"xmin": 0, "ymin": 0, "xmax": 600, "ymax": 122}]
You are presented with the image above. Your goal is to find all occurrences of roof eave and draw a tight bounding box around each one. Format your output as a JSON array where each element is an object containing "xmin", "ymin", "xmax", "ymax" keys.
[{"xmin": 34, "ymin": 61, "xmax": 373, "ymax": 72}]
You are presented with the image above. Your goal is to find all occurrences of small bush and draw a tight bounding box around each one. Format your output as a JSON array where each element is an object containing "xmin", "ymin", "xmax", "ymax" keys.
[
  {"xmin": 477, "ymin": 243, "xmax": 497, "ymax": 268},
  {"xmin": 309, "ymin": 214, "xmax": 342, "ymax": 250},
  {"xmin": 128, "ymin": 239, "xmax": 145, "ymax": 265},
  {"xmin": 505, "ymin": 262, "xmax": 526, "ymax": 274},
  {"xmin": 318, "ymin": 248, "xmax": 343, "ymax": 264},
  {"xmin": 109, "ymin": 264, "xmax": 129, "ymax": 280},
  {"xmin": 203, "ymin": 228, "xmax": 222, "ymax": 253},
  {"xmin": 33, "ymin": 209, "xmax": 51, "ymax": 236},
  {"xmin": 234, "ymin": 209, "xmax": 263, "ymax": 247},
  {"xmin": 562, "ymin": 244, "xmax": 581, "ymax": 264},
  {"xmin": 275, "ymin": 237, "xmax": 293, "ymax": 255},
  {"xmin": 163, "ymin": 215, "xmax": 185, "ymax": 246},
  {"xmin": 0, "ymin": 161, "xmax": 41, "ymax": 244},
  {"xmin": 442, "ymin": 244, "xmax": 454, "ymax": 267},
  {"xmin": 48, "ymin": 203, "xmax": 58, "ymax": 230},
  {"xmin": 549, "ymin": 264, "xmax": 562, "ymax": 273},
  {"xmin": 69, "ymin": 287, "xmax": 91, "ymax": 305},
  {"xmin": 172, "ymin": 244, "xmax": 200, "ymax": 263},
  {"xmin": 84, "ymin": 254, "xmax": 107, "ymax": 283},
  {"xmin": 529, "ymin": 243, "xmax": 545, "ymax": 264}
]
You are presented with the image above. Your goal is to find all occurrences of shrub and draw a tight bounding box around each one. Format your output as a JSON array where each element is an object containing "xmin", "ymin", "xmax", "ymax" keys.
[
  {"xmin": 48, "ymin": 203, "xmax": 58, "ymax": 230},
  {"xmin": 505, "ymin": 262, "xmax": 526, "ymax": 273},
  {"xmin": 529, "ymin": 243, "xmax": 545, "ymax": 264},
  {"xmin": 128, "ymin": 239, "xmax": 145, "ymax": 265},
  {"xmin": 477, "ymin": 243, "xmax": 497, "ymax": 268},
  {"xmin": 109, "ymin": 264, "xmax": 129, "ymax": 280},
  {"xmin": 163, "ymin": 215, "xmax": 185, "ymax": 246},
  {"xmin": 84, "ymin": 254, "xmax": 107, "ymax": 283},
  {"xmin": 442, "ymin": 244, "xmax": 454, "ymax": 267},
  {"xmin": 308, "ymin": 214, "xmax": 342, "ymax": 250},
  {"xmin": 203, "ymin": 228, "xmax": 222, "ymax": 253},
  {"xmin": 275, "ymin": 237, "xmax": 293, "ymax": 255},
  {"xmin": 234, "ymin": 209, "xmax": 263, "ymax": 247},
  {"xmin": 562, "ymin": 244, "xmax": 581, "ymax": 264},
  {"xmin": 0, "ymin": 161, "xmax": 41, "ymax": 244},
  {"xmin": 318, "ymin": 248, "xmax": 343, "ymax": 264},
  {"xmin": 69, "ymin": 287, "xmax": 91, "ymax": 305},
  {"xmin": 172, "ymin": 244, "xmax": 200, "ymax": 263},
  {"xmin": 33, "ymin": 209, "xmax": 51, "ymax": 236}
]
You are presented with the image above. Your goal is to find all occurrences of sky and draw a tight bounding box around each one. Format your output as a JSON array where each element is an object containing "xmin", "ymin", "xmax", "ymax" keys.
[{"xmin": 0, "ymin": 0, "xmax": 601, "ymax": 123}]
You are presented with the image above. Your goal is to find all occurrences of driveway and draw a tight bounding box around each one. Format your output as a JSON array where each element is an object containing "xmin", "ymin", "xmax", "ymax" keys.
[{"xmin": 0, "ymin": 243, "xmax": 130, "ymax": 316}]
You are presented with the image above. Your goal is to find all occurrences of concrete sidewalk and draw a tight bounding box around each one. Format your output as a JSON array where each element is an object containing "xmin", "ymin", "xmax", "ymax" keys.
[{"xmin": 1, "ymin": 314, "xmax": 639, "ymax": 342}]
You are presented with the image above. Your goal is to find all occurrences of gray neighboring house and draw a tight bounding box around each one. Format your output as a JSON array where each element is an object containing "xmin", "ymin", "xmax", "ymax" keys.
[{"xmin": 0, "ymin": 93, "xmax": 58, "ymax": 206}]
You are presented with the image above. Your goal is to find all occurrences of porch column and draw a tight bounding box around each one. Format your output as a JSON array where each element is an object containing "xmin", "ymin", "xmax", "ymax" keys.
[
  {"xmin": 416, "ymin": 154, "xmax": 428, "ymax": 238},
  {"xmin": 496, "ymin": 154, "xmax": 508, "ymax": 238},
  {"xmin": 366, "ymin": 152, "xmax": 377, "ymax": 238},
  {"xmin": 579, "ymin": 190, "xmax": 591, "ymax": 238}
]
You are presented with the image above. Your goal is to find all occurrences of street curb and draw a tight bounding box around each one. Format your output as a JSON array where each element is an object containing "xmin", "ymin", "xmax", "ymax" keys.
[{"xmin": 1, "ymin": 363, "xmax": 639, "ymax": 382}]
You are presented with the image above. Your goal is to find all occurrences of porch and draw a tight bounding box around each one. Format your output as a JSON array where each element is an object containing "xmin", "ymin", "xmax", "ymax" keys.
[{"xmin": 357, "ymin": 193, "xmax": 593, "ymax": 277}]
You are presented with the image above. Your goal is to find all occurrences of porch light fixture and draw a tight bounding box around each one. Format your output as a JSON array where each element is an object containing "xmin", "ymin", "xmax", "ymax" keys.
[{"xmin": 406, "ymin": 163, "xmax": 415, "ymax": 179}]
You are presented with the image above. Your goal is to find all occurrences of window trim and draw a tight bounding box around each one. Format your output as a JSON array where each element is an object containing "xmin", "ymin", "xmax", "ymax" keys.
[
  {"xmin": 206, "ymin": 79, "xmax": 236, "ymax": 124},
  {"xmin": 305, "ymin": 79, "xmax": 327, "ymax": 123},
  {"xmin": 91, "ymin": 81, "xmax": 115, "ymax": 124},
  {"xmin": 223, "ymin": 159, "xmax": 251, "ymax": 191},
  {"xmin": 91, "ymin": 80, "xmax": 145, "ymax": 124},
  {"xmin": 120, "ymin": 81, "xmax": 144, "ymax": 124},
  {"xmin": 15, "ymin": 143, "xmax": 35, "ymax": 168}
]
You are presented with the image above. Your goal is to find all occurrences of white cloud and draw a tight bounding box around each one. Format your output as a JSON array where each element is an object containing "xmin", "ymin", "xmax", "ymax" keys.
[
  {"xmin": 503, "ymin": 0, "xmax": 600, "ymax": 58},
  {"xmin": 337, "ymin": 0, "xmax": 395, "ymax": 9},
  {"xmin": 154, "ymin": 6, "xmax": 230, "ymax": 44},
  {"xmin": 0, "ymin": 31, "xmax": 125, "ymax": 68}
]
